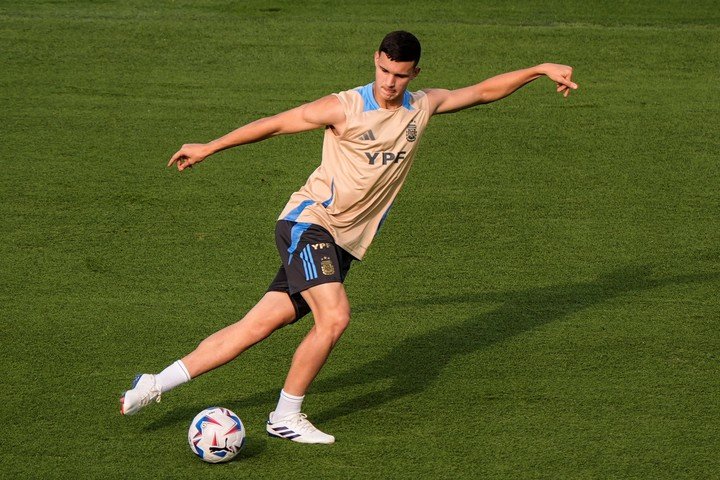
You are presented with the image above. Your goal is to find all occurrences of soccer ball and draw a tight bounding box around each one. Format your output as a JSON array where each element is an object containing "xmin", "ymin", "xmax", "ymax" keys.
[{"xmin": 188, "ymin": 407, "xmax": 245, "ymax": 463}]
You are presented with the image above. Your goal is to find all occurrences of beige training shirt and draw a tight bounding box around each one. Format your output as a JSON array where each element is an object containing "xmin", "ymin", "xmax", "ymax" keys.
[{"xmin": 278, "ymin": 83, "xmax": 431, "ymax": 260}]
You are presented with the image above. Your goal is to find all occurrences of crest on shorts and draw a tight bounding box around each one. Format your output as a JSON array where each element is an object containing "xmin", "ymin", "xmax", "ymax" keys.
[
  {"xmin": 320, "ymin": 256, "xmax": 335, "ymax": 276},
  {"xmin": 405, "ymin": 122, "xmax": 417, "ymax": 142}
]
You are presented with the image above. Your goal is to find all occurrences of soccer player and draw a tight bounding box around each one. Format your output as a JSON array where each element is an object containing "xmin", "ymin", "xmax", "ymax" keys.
[{"xmin": 120, "ymin": 31, "xmax": 577, "ymax": 444}]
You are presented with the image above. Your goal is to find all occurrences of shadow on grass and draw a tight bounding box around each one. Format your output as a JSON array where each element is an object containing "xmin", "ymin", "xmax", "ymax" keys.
[
  {"xmin": 313, "ymin": 265, "xmax": 718, "ymax": 423},
  {"xmin": 147, "ymin": 264, "xmax": 718, "ymax": 429}
]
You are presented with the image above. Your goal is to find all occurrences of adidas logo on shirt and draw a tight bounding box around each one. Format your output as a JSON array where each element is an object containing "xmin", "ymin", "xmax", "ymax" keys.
[{"xmin": 359, "ymin": 130, "xmax": 376, "ymax": 141}]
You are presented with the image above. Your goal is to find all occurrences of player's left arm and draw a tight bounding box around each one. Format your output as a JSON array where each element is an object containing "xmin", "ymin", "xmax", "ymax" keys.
[
  {"xmin": 167, "ymin": 95, "xmax": 345, "ymax": 171},
  {"xmin": 425, "ymin": 63, "xmax": 577, "ymax": 115}
]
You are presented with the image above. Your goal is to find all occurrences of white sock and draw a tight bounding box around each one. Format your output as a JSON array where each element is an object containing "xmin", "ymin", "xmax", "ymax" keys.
[
  {"xmin": 272, "ymin": 389, "xmax": 304, "ymax": 421},
  {"xmin": 156, "ymin": 360, "xmax": 191, "ymax": 393}
]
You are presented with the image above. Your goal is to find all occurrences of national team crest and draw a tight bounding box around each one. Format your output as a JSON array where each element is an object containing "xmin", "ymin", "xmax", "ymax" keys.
[
  {"xmin": 406, "ymin": 122, "xmax": 417, "ymax": 142},
  {"xmin": 320, "ymin": 256, "xmax": 335, "ymax": 276}
]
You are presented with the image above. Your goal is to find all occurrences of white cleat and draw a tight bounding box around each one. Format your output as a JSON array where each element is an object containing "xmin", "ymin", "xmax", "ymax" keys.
[
  {"xmin": 120, "ymin": 374, "xmax": 161, "ymax": 415},
  {"xmin": 266, "ymin": 412, "xmax": 335, "ymax": 444}
]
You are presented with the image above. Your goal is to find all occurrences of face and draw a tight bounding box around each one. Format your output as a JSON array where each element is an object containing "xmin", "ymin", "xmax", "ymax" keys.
[{"xmin": 374, "ymin": 51, "xmax": 420, "ymax": 104}]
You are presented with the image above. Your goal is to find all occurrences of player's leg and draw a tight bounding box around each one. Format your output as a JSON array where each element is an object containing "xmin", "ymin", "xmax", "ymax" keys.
[
  {"xmin": 265, "ymin": 220, "xmax": 354, "ymax": 443},
  {"xmin": 283, "ymin": 282, "xmax": 350, "ymax": 396},
  {"xmin": 120, "ymin": 291, "xmax": 297, "ymax": 415},
  {"xmin": 266, "ymin": 282, "xmax": 350, "ymax": 444},
  {"xmin": 182, "ymin": 291, "xmax": 297, "ymax": 377}
]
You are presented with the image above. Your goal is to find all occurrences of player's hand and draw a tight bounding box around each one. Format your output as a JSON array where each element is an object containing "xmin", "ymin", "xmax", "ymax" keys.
[
  {"xmin": 167, "ymin": 143, "xmax": 211, "ymax": 171},
  {"xmin": 541, "ymin": 63, "xmax": 578, "ymax": 98}
]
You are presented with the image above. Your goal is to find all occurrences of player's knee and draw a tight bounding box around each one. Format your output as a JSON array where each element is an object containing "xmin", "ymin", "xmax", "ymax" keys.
[
  {"xmin": 244, "ymin": 311, "xmax": 294, "ymax": 341},
  {"xmin": 315, "ymin": 307, "xmax": 351, "ymax": 342},
  {"xmin": 243, "ymin": 321, "xmax": 273, "ymax": 341}
]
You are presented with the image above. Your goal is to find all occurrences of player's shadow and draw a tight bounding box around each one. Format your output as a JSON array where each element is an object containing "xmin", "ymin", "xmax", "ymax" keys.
[
  {"xmin": 147, "ymin": 264, "xmax": 718, "ymax": 430},
  {"xmin": 308, "ymin": 264, "xmax": 719, "ymax": 423}
]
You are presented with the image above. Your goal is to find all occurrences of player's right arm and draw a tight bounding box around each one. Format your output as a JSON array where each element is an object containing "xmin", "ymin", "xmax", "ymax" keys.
[
  {"xmin": 168, "ymin": 95, "xmax": 345, "ymax": 171},
  {"xmin": 425, "ymin": 63, "xmax": 577, "ymax": 115}
]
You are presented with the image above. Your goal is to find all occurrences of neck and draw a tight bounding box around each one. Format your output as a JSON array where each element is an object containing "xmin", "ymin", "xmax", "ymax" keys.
[{"xmin": 373, "ymin": 83, "xmax": 404, "ymax": 110}]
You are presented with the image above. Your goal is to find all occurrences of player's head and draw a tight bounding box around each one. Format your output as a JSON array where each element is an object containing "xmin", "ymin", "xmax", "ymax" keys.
[
  {"xmin": 378, "ymin": 31, "xmax": 421, "ymax": 67},
  {"xmin": 374, "ymin": 31, "xmax": 421, "ymax": 104}
]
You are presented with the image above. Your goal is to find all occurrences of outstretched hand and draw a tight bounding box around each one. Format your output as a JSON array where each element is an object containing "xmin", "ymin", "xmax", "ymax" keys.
[
  {"xmin": 167, "ymin": 143, "xmax": 211, "ymax": 171},
  {"xmin": 542, "ymin": 63, "xmax": 578, "ymax": 98}
]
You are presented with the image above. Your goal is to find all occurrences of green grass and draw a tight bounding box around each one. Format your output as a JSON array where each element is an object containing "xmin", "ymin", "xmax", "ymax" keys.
[{"xmin": 2, "ymin": 1, "xmax": 719, "ymax": 478}]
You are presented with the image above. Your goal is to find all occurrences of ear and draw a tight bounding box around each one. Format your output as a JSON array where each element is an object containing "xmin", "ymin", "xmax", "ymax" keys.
[
  {"xmin": 374, "ymin": 51, "xmax": 380, "ymax": 64},
  {"xmin": 412, "ymin": 66, "xmax": 421, "ymax": 79}
]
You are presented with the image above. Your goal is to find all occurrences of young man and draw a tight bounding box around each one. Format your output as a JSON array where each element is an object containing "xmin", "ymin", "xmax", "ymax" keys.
[{"xmin": 120, "ymin": 31, "xmax": 577, "ymax": 444}]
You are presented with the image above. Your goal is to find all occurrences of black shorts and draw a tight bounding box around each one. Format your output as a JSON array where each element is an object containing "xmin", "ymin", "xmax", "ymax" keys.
[{"xmin": 267, "ymin": 220, "xmax": 355, "ymax": 321}]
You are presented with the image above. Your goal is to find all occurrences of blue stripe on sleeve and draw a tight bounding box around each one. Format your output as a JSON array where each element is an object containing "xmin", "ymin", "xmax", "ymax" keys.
[
  {"xmin": 356, "ymin": 83, "xmax": 380, "ymax": 112},
  {"xmin": 402, "ymin": 90, "xmax": 414, "ymax": 110}
]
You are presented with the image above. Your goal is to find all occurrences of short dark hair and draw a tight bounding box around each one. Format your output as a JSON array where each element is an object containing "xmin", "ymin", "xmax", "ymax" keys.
[{"xmin": 378, "ymin": 31, "xmax": 421, "ymax": 66}]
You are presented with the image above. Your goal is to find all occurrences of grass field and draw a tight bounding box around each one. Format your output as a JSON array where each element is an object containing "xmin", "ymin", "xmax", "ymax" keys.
[{"xmin": 2, "ymin": 1, "xmax": 719, "ymax": 478}]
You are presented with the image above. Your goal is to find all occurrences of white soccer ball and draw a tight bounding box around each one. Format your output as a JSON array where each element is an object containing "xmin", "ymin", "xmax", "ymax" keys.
[{"xmin": 188, "ymin": 407, "xmax": 245, "ymax": 463}]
